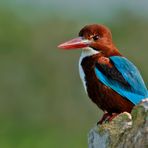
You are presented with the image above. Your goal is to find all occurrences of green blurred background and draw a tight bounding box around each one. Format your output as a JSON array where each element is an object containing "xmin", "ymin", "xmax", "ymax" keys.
[{"xmin": 0, "ymin": 0, "xmax": 148, "ymax": 147}]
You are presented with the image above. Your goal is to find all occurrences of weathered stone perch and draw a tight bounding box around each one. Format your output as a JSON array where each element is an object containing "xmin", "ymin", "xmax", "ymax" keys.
[{"xmin": 88, "ymin": 100, "xmax": 148, "ymax": 148}]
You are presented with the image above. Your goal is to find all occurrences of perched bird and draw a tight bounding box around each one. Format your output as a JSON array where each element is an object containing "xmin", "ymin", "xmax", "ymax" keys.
[{"xmin": 58, "ymin": 24, "xmax": 148, "ymax": 124}]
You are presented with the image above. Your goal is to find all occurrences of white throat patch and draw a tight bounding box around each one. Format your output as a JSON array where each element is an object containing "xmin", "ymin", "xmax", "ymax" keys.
[
  {"xmin": 80, "ymin": 47, "xmax": 100, "ymax": 59},
  {"xmin": 79, "ymin": 47, "xmax": 100, "ymax": 92}
]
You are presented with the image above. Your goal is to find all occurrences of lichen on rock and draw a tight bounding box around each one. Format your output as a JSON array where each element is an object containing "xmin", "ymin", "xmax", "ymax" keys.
[{"xmin": 88, "ymin": 100, "xmax": 148, "ymax": 148}]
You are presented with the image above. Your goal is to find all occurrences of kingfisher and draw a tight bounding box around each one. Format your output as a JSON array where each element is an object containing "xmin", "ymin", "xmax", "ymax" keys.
[{"xmin": 58, "ymin": 24, "xmax": 148, "ymax": 124}]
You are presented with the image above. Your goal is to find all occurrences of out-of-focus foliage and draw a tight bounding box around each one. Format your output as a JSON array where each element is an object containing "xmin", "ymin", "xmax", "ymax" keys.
[{"xmin": 0, "ymin": 1, "xmax": 148, "ymax": 148}]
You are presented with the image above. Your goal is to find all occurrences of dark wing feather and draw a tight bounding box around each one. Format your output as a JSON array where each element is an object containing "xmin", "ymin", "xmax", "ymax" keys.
[{"xmin": 95, "ymin": 63, "xmax": 130, "ymax": 87}]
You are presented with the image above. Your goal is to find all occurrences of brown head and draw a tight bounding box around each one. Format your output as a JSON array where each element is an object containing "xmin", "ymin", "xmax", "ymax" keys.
[{"xmin": 58, "ymin": 24, "xmax": 120, "ymax": 56}]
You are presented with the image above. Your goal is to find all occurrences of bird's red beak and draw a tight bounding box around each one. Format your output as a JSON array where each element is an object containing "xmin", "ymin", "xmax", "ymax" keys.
[{"xmin": 58, "ymin": 37, "xmax": 91, "ymax": 50}]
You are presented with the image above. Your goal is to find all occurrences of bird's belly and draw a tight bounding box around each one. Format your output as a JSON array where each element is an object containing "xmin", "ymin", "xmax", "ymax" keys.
[
  {"xmin": 79, "ymin": 62, "xmax": 110, "ymax": 110},
  {"xmin": 86, "ymin": 75, "xmax": 134, "ymax": 113}
]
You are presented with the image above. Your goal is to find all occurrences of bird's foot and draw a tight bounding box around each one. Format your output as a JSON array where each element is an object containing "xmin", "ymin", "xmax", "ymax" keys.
[
  {"xmin": 97, "ymin": 112, "xmax": 110, "ymax": 124},
  {"xmin": 97, "ymin": 113, "xmax": 120, "ymax": 125},
  {"xmin": 107, "ymin": 113, "xmax": 119, "ymax": 122}
]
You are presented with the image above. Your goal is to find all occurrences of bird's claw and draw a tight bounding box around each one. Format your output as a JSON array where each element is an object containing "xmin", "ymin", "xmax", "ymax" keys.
[{"xmin": 97, "ymin": 113, "xmax": 119, "ymax": 125}]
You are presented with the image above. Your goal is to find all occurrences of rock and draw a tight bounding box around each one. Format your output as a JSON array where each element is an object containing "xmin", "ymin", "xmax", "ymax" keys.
[{"xmin": 88, "ymin": 100, "xmax": 148, "ymax": 148}]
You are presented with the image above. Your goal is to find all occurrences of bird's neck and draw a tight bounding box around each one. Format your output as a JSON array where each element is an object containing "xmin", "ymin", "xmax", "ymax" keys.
[
  {"xmin": 80, "ymin": 47, "xmax": 100, "ymax": 60},
  {"xmin": 105, "ymin": 48, "xmax": 121, "ymax": 57},
  {"xmin": 101, "ymin": 43, "xmax": 122, "ymax": 57}
]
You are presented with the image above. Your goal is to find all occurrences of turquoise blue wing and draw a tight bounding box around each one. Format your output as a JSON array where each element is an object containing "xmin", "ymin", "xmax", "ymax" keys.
[{"xmin": 95, "ymin": 56, "xmax": 148, "ymax": 105}]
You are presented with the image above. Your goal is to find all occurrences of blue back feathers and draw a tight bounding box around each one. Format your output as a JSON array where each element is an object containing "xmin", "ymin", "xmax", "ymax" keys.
[{"xmin": 95, "ymin": 56, "xmax": 148, "ymax": 105}]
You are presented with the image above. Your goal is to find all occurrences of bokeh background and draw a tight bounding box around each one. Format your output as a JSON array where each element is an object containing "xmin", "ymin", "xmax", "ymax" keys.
[{"xmin": 0, "ymin": 0, "xmax": 148, "ymax": 147}]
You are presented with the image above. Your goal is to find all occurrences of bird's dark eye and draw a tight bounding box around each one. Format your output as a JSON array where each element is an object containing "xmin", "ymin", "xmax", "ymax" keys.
[{"xmin": 93, "ymin": 35, "xmax": 100, "ymax": 41}]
